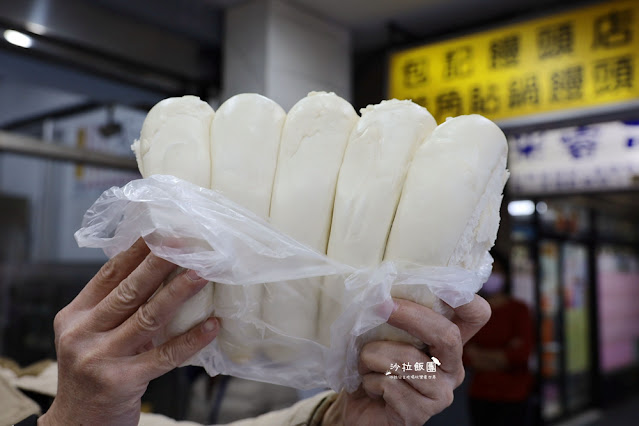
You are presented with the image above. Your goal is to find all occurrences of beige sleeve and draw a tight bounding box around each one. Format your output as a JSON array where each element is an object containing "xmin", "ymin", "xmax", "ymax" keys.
[
  {"xmin": 223, "ymin": 390, "xmax": 337, "ymax": 426},
  {"xmin": 138, "ymin": 390, "xmax": 337, "ymax": 426},
  {"xmin": 0, "ymin": 374, "xmax": 41, "ymax": 425}
]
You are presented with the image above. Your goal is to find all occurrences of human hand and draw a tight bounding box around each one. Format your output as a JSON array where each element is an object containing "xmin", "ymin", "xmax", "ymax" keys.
[
  {"xmin": 324, "ymin": 295, "xmax": 491, "ymax": 426},
  {"xmin": 39, "ymin": 239, "xmax": 219, "ymax": 426}
]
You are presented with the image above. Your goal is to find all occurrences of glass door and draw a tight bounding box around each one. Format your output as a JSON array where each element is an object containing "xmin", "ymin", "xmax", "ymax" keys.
[
  {"xmin": 539, "ymin": 240, "xmax": 562, "ymax": 420},
  {"xmin": 562, "ymin": 243, "xmax": 591, "ymax": 411}
]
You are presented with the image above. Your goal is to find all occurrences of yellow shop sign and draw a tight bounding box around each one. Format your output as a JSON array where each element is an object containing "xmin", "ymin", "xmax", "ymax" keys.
[{"xmin": 388, "ymin": 0, "xmax": 639, "ymax": 123}]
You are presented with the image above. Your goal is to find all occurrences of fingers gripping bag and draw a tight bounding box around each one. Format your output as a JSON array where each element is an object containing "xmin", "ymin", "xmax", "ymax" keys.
[{"xmin": 74, "ymin": 94, "xmax": 508, "ymax": 393}]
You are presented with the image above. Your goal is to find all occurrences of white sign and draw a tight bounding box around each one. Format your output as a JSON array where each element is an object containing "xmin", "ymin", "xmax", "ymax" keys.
[{"xmin": 508, "ymin": 120, "xmax": 639, "ymax": 194}]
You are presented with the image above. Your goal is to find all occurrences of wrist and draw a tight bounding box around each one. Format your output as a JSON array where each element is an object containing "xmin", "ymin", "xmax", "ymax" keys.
[
  {"xmin": 38, "ymin": 400, "xmax": 80, "ymax": 426},
  {"xmin": 37, "ymin": 398, "xmax": 132, "ymax": 426},
  {"xmin": 38, "ymin": 405, "xmax": 61, "ymax": 426},
  {"xmin": 321, "ymin": 392, "xmax": 345, "ymax": 426},
  {"xmin": 37, "ymin": 414, "xmax": 51, "ymax": 426}
]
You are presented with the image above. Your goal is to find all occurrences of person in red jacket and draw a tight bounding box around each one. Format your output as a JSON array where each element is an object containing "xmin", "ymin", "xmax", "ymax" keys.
[{"xmin": 464, "ymin": 251, "xmax": 534, "ymax": 426}]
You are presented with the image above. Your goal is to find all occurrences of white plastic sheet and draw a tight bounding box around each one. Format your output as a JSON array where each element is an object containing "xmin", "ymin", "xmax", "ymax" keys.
[{"xmin": 75, "ymin": 175, "xmax": 491, "ymax": 392}]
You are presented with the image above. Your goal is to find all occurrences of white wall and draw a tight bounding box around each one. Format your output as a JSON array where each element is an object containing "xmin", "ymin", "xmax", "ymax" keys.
[
  {"xmin": 223, "ymin": 0, "xmax": 351, "ymax": 110},
  {"xmin": 266, "ymin": 0, "xmax": 351, "ymax": 110},
  {"xmin": 222, "ymin": 0, "xmax": 268, "ymax": 101}
]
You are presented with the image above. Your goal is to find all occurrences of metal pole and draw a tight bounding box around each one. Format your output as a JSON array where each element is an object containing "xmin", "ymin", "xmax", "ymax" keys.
[{"xmin": 0, "ymin": 130, "xmax": 138, "ymax": 171}]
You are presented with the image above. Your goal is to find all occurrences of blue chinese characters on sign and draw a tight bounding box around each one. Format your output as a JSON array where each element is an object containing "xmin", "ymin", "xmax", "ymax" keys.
[
  {"xmin": 561, "ymin": 126, "xmax": 599, "ymax": 159},
  {"xmin": 622, "ymin": 120, "xmax": 639, "ymax": 148},
  {"xmin": 509, "ymin": 120, "xmax": 639, "ymax": 194},
  {"xmin": 513, "ymin": 132, "xmax": 544, "ymax": 159}
]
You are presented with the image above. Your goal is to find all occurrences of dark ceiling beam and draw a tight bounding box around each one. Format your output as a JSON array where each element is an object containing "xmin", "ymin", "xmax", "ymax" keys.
[
  {"xmin": 0, "ymin": 0, "xmax": 220, "ymax": 92},
  {"xmin": 90, "ymin": 0, "xmax": 222, "ymax": 45}
]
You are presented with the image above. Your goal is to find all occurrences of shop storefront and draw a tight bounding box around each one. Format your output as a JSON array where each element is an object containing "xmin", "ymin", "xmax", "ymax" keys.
[
  {"xmin": 386, "ymin": 0, "xmax": 639, "ymax": 423},
  {"xmin": 507, "ymin": 120, "xmax": 639, "ymax": 421}
]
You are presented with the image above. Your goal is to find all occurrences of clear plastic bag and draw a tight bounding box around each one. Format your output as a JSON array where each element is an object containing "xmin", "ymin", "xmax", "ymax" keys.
[{"xmin": 75, "ymin": 175, "xmax": 491, "ymax": 392}]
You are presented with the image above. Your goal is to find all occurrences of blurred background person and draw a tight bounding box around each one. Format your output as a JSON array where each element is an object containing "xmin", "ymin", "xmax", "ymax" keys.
[{"xmin": 465, "ymin": 251, "xmax": 534, "ymax": 426}]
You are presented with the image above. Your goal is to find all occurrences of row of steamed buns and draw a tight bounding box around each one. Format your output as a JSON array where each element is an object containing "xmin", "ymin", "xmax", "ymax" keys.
[{"xmin": 131, "ymin": 92, "xmax": 509, "ymax": 360}]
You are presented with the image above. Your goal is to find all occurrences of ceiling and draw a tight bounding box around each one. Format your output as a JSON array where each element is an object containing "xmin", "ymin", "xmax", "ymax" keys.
[
  {"xmin": 0, "ymin": 0, "xmax": 597, "ymax": 126},
  {"xmin": 90, "ymin": 0, "xmax": 223, "ymax": 45},
  {"xmin": 274, "ymin": 0, "xmax": 590, "ymax": 50},
  {"xmin": 94, "ymin": 0, "xmax": 593, "ymax": 50},
  {"xmin": 0, "ymin": 0, "xmax": 595, "ymax": 82}
]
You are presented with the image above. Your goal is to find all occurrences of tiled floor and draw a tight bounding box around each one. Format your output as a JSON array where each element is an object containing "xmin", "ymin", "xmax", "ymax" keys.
[
  {"xmin": 554, "ymin": 395, "xmax": 639, "ymax": 426},
  {"xmin": 590, "ymin": 395, "xmax": 639, "ymax": 426}
]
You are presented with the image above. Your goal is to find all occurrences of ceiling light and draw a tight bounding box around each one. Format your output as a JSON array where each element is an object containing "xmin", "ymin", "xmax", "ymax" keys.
[
  {"xmin": 536, "ymin": 201, "xmax": 548, "ymax": 214},
  {"xmin": 25, "ymin": 22, "xmax": 47, "ymax": 35},
  {"xmin": 508, "ymin": 200, "xmax": 535, "ymax": 216},
  {"xmin": 3, "ymin": 30, "xmax": 33, "ymax": 48}
]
